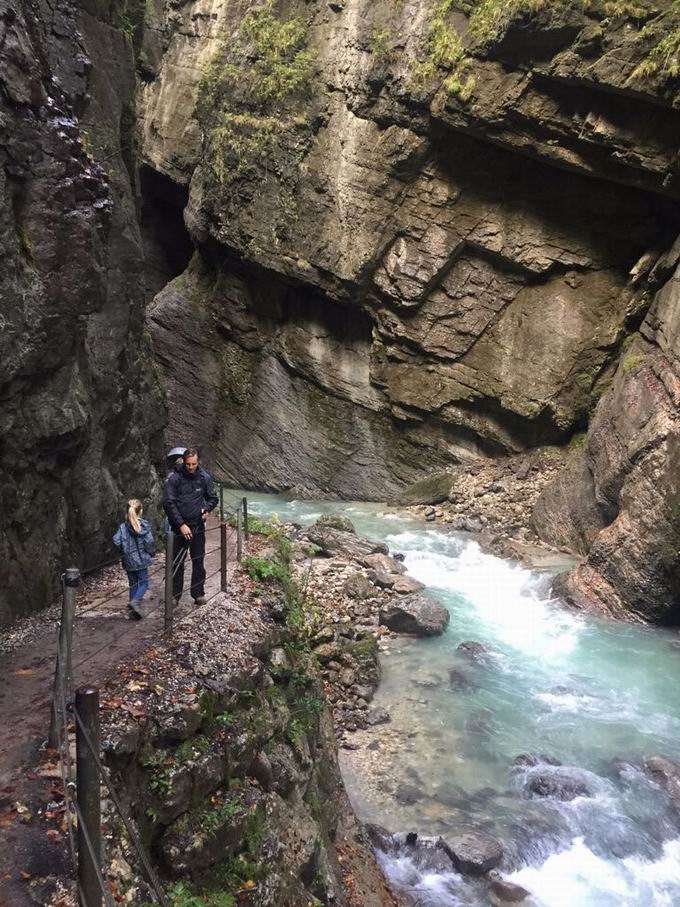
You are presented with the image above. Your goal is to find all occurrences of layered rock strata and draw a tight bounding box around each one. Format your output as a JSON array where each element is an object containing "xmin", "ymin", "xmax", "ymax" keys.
[{"xmin": 143, "ymin": 0, "xmax": 679, "ymax": 509}]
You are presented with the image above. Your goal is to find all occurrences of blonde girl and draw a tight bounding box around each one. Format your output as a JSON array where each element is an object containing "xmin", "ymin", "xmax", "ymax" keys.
[{"xmin": 113, "ymin": 499, "xmax": 155, "ymax": 620}]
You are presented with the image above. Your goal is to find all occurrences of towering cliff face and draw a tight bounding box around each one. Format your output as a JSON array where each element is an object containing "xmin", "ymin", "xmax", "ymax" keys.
[
  {"xmin": 143, "ymin": 0, "xmax": 679, "ymax": 501},
  {"xmin": 139, "ymin": 0, "xmax": 680, "ymax": 621},
  {"xmin": 0, "ymin": 0, "xmax": 164, "ymax": 624}
]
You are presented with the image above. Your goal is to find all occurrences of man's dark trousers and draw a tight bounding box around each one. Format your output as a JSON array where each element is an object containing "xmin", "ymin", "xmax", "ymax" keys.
[{"xmin": 172, "ymin": 525, "xmax": 206, "ymax": 600}]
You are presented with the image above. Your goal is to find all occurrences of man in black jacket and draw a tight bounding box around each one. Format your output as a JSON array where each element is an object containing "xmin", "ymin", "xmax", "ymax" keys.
[{"xmin": 163, "ymin": 448, "xmax": 219, "ymax": 605}]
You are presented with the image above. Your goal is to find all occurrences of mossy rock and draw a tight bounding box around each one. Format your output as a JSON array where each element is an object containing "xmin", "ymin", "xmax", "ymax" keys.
[
  {"xmin": 317, "ymin": 513, "xmax": 356, "ymax": 533},
  {"xmin": 396, "ymin": 471, "xmax": 454, "ymax": 506}
]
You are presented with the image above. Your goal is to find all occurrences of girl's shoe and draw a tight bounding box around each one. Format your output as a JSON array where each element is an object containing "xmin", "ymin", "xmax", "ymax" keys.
[{"xmin": 128, "ymin": 601, "xmax": 143, "ymax": 620}]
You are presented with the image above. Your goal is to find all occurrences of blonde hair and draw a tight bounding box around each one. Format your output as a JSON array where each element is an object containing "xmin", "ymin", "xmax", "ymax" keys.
[{"xmin": 127, "ymin": 499, "xmax": 143, "ymax": 533}]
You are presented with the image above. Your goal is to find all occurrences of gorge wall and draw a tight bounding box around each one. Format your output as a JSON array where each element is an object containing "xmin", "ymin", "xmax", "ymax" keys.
[
  {"xmin": 142, "ymin": 0, "xmax": 680, "ymax": 620},
  {"xmin": 3, "ymin": 0, "xmax": 680, "ymax": 625},
  {"xmin": 0, "ymin": 0, "xmax": 165, "ymax": 624}
]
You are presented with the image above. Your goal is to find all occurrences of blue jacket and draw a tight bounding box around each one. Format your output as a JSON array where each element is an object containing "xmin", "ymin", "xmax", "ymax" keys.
[
  {"xmin": 163, "ymin": 466, "xmax": 218, "ymax": 530},
  {"xmin": 113, "ymin": 519, "xmax": 155, "ymax": 572}
]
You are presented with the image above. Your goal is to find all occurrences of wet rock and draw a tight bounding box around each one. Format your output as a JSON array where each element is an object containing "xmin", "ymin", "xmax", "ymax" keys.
[
  {"xmin": 379, "ymin": 593, "xmax": 450, "ymax": 637},
  {"xmin": 365, "ymin": 823, "xmax": 394, "ymax": 851},
  {"xmin": 396, "ymin": 472, "xmax": 453, "ymax": 506},
  {"xmin": 451, "ymin": 516, "xmax": 485, "ymax": 533},
  {"xmin": 644, "ymin": 754, "xmax": 680, "ymax": 811},
  {"xmin": 413, "ymin": 671, "xmax": 443, "ymax": 689},
  {"xmin": 435, "ymin": 782, "xmax": 469, "ymax": 809},
  {"xmin": 443, "ymin": 831, "xmax": 504, "ymax": 875},
  {"xmin": 359, "ymin": 553, "xmax": 406, "ymax": 575},
  {"xmin": 523, "ymin": 766, "xmax": 594, "ymax": 801},
  {"xmin": 488, "ymin": 873, "xmax": 532, "ymax": 904},
  {"xmin": 512, "ymin": 753, "xmax": 562, "ymax": 768},
  {"xmin": 317, "ymin": 513, "xmax": 356, "ymax": 534},
  {"xmin": 457, "ymin": 640, "xmax": 494, "ymax": 661},
  {"xmin": 449, "ymin": 668, "xmax": 474, "ymax": 691},
  {"xmin": 396, "ymin": 783, "xmax": 423, "ymax": 805},
  {"xmin": 366, "ymin": 707, "xmax": 390, "ymax": 726}
]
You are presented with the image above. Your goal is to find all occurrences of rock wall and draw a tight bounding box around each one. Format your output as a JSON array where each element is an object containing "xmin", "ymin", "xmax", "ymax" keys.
[
  {"xmin": 100, "ymin": 556, "xmax": 397, "ymax": 907},
  {"xmin": 0, "ymin": 0, "xmax": 164, "ymax": 624},
  {"xmin": 534, "ymin": 245, "xmax": 680, "ymax": 624},
  {"xmin": 143, "ymin": 0, "xmax": 679, "ymax": 503}
]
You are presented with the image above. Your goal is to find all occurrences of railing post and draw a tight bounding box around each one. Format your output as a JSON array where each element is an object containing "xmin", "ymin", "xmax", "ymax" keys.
[
  {"xmin": 219, "ymin": 484, "xmax": 224, "ymax": 523},
  {"xmin": 242, "ymin": 497, "xmax": 249, "ymax": 541},
  {"xmin": 164, "ymin": 531, "xmax": 174, "ymax": 634},
  {"xmin": 220, "ymin": 520, "xmax": 228, "ymax": 593},
  {"xmin": 48, "ymin": 567, "xmax": 80, "ymax": 748},
  {"xmin": 236, "ymin": 507, "xmax": 243, "ymax": 563},
  {"xmin": 76, "ymin": 686, "xmax": 102, "ymax": 907}
]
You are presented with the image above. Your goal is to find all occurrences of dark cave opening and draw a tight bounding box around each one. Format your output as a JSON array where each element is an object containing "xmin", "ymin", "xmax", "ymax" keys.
[{"xmin": 139, "ymin": 165, "xmax": 194, "ymax": 301}]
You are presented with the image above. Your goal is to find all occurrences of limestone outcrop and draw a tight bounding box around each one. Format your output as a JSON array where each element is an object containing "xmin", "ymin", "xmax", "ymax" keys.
[{"xmin": 143, "ymin": 0, "xmax": 679, "ymax": 512}]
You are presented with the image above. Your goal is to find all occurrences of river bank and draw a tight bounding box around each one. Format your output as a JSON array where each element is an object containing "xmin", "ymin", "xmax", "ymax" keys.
[{"xmin": 246, "ymin": 493, "xmax": 680, "ymax": 907}]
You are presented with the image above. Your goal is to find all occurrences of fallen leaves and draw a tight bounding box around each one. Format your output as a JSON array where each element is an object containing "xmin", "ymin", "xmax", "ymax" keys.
[{"xmin": 14, "ymin": 668, "xmax": 34, "ymax": 677}]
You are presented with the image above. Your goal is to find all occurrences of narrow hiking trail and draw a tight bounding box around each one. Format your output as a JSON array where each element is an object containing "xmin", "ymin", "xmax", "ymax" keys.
[{"xmin": 0, "ymin": 520, "xmax": 240, "ymax": 907}]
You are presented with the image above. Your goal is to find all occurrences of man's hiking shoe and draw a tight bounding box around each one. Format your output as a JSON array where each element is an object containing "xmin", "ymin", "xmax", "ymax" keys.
[
  {"xmin": 193, "ymin": 595, "xmax": 207, "ymax": 606},
  {"xmin": 128, "ymin": 602, "xmax": 143, "ymax": 620}
]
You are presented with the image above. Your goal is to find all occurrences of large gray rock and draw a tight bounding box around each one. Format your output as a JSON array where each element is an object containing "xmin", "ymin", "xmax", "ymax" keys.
[
  {"xmin": 644, "ymin": 754, "xmax": 680, "ymax": 812},
  {"xmin": 379, "ymin": 594, "xmax": 450, "ymax": 636},
  {"xmin": 397, "ymin": 472, "xmax": 454, "ymax": 506},
  {"xmin": 305, "ymin": 525, "xmax": 389, "ymax": 559},
  {"xmin": 443, "ymin": 832, "xmax": 504, "ymax": 875},
  {"xmin": 359, "ymin": 554, "xmax": 406, "ymax": 575}
]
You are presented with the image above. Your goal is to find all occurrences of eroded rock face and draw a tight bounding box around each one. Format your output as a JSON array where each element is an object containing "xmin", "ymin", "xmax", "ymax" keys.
[
  {"xmin": 534, "ymin": 257, "xmax": 680, "ymax": 624},
  {"xmin": 143, "ymin": 0, "xmax": 680, "ymax": 507},
  {"xmin": 0, "ymin": 0, "xmax": 163, "ymax": 623}
]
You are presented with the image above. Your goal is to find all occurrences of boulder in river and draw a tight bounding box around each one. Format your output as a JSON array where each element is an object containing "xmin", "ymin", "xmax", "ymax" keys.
[
  {"xmin": 359, "ymin": 553, "xmax": 406, "ymax": 575},
  {"xmin": 512, "ymin": 753, "xmax": 562, "ymax": 768},
  {"xmin": 488, "ymin": 873, "xmax": 532, "ymax": 905},
  {"xmin": 316, "ymin": 513, "xmax": 357, "ymax": 533},
  {"xmin": 457, "ymin": 640, "xmax": 494, "ymax": 662},
  {"xmin": 522, "ymin": 766, "xmax": 595, "ymax": 801},
  {"xmin": 442, "ymin": 831, "xmax": 504, "ymax": 875},
  {"xmin": 306, "ymin": 524, "xmax": 389, "ymax": 559},
  {"xmin": 644, "ymin": 754, "xmax": 680, "ymax": 811},
  {"xmin": 366, "ymin": 707, "xmax": 390, "ymax": 726},
  {"xmin": 379, "ymin": 593, "xmax": 450, "ymax": 636},
  {"xmin": 449, "ymin": 668, "xmax": 474, "ymax": 691}
]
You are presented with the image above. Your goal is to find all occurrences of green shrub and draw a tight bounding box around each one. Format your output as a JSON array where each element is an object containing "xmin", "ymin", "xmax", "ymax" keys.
[
  {"xmin": 198, "ymin": 0, "xmax": 315, "ymax": 189},
  {"xmin": 243, "ymin": 556, "xmax": 289, "ymax": 584}
]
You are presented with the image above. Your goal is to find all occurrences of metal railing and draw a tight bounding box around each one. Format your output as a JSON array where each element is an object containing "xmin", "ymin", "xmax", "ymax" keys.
[{"xmin": 47, "ymin": 490, "xmax": 249, "ymax": 906}]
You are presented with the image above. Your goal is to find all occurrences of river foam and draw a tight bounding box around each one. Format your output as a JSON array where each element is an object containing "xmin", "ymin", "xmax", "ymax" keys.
[{"xmin": 240, "ymin": 491, "xmax": 680, "ymax": 906}]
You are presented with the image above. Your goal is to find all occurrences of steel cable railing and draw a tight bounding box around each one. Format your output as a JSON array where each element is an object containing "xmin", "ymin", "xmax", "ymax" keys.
[{"xmin": 44, "ymin": 493, "xmax": 248, "ymax": 901}]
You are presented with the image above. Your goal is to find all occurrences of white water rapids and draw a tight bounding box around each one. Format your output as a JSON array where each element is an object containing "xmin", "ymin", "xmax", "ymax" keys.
[{"xmin": 240, "ymin": 493, "xmax": 680, "ymax": 906}]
